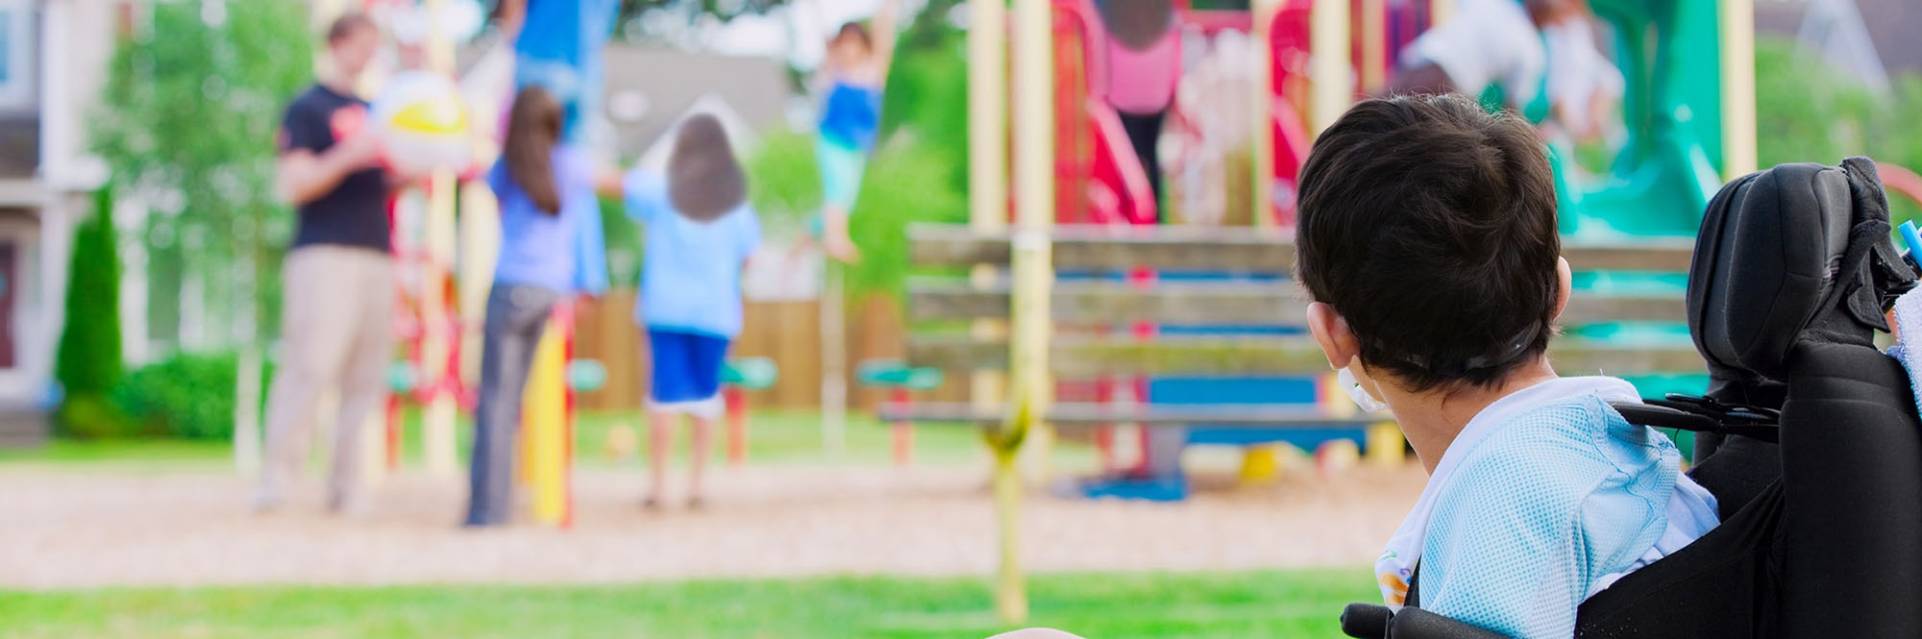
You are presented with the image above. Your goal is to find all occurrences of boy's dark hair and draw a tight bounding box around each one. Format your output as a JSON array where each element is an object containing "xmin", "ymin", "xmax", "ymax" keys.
[
  {"xmin": 1296, "ymin": 94, "xmax": 1562, "ymax": 391},
  {"xmin": 326, "ymin": 12, "xmax": 376, "ymax": 45},
  {"xmin": 668, "ymin": 114, "xmax": 746, "ymax": 222}
]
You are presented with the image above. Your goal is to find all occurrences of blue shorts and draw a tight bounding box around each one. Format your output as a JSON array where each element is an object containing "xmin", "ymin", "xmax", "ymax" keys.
[{"xmin": 647, "ymin": 329, "xmax": 730, "ymax": 404}]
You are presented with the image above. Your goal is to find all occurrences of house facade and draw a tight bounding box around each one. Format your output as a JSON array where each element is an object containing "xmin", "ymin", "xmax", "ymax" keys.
[{"xmin": 0, "ymin": 0, "xmax": 118, "ymax": 445}]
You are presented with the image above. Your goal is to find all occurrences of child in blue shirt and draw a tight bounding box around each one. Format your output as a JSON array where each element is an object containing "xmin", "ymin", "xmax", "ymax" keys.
[
  {"xmin": 465, "ymin": 86, "xmax": 609, "ymax": 527},
  {"xmin": 623, "ymin": 114, "xmax": 760, "ymax": 509},
  {"xmin": 1294, "ymin": 95, "xmax": 1718, "ymax": 637}
]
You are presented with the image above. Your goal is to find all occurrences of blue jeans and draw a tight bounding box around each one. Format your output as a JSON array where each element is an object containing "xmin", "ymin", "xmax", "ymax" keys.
[{"xmin": 464, "ymin": 284, "xmax": 561, "ymax": 527}]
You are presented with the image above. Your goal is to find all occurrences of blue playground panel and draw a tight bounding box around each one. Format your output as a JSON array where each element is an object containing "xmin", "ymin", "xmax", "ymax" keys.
[
  {"xmin": 1149, "ymin": 376, "xmax": 1365, "ymax": 451},
  {"xmin": 1076, "ymin": 374, "xmax": 1373, "ymax": 501}
]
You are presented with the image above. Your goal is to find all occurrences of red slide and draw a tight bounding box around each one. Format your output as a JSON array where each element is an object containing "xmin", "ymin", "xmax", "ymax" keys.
[{"xmin": 1052, "ymin": 0, "xmax": 1159, "ymax": 227}]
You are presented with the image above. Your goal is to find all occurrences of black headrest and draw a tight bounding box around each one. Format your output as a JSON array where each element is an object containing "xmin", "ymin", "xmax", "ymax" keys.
[{"xmin": 1687, "ymin": 157, "xmax": 1918, "ymax": 385}]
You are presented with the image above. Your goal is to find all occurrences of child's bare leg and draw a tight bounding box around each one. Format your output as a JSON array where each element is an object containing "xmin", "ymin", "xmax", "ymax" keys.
[
  {"xmin": 823, "ymin": 206, "xmax": 860, "ymax": 263},
  {"xmin": 687, "ymin": 412, "xmax": 715, "ymax": 505},
  {"xmin": 645, "ymin": 409, "xmax": 675, "ymax": 506}
]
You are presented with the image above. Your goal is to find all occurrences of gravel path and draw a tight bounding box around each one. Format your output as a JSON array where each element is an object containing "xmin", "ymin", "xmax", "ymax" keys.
[{"xmin": 0, "ymin": 461, "xmax": 1423, "ymax": 589}]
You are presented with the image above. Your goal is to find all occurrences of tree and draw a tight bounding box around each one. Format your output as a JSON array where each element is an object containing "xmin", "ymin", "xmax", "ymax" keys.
[
  {"xmin": 91, "ymin": 1, "xmax": 313, "ymax": 348},
  {"xmin": 53, "ymin": 187, "xmax": 126, "ymax": 437}
]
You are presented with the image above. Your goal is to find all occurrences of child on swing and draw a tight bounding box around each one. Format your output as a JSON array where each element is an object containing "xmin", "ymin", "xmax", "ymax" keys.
[{"xmin": 623, "ymin": 114, "xmax": 761, "ymax": 509}]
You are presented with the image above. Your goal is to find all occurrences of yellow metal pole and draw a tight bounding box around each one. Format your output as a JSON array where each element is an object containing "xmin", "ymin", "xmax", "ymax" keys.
[
  {"xmin": 1719, "ymin": 0, "xmax": 1757, "ymax": 180},
  {"xmin": 968, "ymin": 0, "xmax": 1010, "ymax": 418},
  {"xmin": 1251, "ymin": 0, "xmax": 1278, "ymax": 229},
  {"xmin": 995, "ymin": 0, "xmax": 1055, "ymax": 624},
  {"xmin": 521, "ymin": 316, "xmax": 569, "ymax": 526},
  {"xmin": 1309, "ymin": 0, "xmax": 1351, "ymax": 136}
]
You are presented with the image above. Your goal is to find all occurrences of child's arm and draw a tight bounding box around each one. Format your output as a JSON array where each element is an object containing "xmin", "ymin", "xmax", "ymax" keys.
[
  {"xmin": 493, "ymin": 0, "xmax": 527, "ymax": 41},
  {"xmin": 873, "ymin": 0, "xmax": 904, "ymax": 83},
  {"xmin": 1417, "ymin": 457, "xmax": 1596, "ymax": 638},
  {"xmin": 737, "ymin": 208, "xmax": 763, "ymax": 265},
  {"xmin": 594, "ymin": 164, "xmax": 625, "ymax": 200},
  {"xmin": 621, "ymin": 167, "xmax": 668, "ymax": 223}
]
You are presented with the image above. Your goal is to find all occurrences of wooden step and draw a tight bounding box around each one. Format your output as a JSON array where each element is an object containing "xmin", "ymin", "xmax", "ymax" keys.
[
  {"xmin": 879, "ymin": 401, "xmax": 1384, "ymax": 428},
  {"xmin": 908, "ymin": 224, "xmax": 1696, "ymax": 272},
  {"xmin": 907, "ymin": 280, "xmax": 1688, "ymax": 326},
  {"xmin": 904, "ymin": 335, "xmax": 1705, "ymax": 378}
]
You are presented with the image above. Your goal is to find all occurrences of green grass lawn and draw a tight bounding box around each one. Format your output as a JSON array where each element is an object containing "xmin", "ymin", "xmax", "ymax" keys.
[
  {"xmin": 0, "ymin": 569, "xmax": 1375, "ymax": 638},
  {"xmin": 0, "ymin": 437, "xmax": 230, "ymax": 466}
]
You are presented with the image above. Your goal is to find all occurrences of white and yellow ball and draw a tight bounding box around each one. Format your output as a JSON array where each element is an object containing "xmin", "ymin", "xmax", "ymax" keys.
[{"xmin": 372, "ymin": 71, "xmax": 472, "ymax": 173}]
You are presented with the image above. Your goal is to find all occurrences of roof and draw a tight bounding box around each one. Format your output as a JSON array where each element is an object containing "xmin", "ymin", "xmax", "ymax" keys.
[
  {"xmin": 1758, "ymin": 0, "xmax": 1922, "ymax": 76},
  {"xmin": 459, "ymin": 41, "xmax": 794, "ymax": 160},
  {"xmin": 599, "ymin": 45, "xmax": 792, "ymax": 159}
]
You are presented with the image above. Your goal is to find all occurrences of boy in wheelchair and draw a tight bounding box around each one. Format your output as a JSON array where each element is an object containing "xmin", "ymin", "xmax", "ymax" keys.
[
  {"xmin": 1295, "ymin": 94, "xmax": 1718, "ymax": 637},
  {"xmin": 1315, "ymin": 96, "xmax": 1922, "ymax": 637}
]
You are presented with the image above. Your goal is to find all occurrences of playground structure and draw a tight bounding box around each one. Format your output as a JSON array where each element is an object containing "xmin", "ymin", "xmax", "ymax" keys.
[
  {"xmin": 903, "ymin": 0, "xmax": 1758, "ymax": 497},
  {"xmin": 922, "ymin": 0, "xmax": 1760, "ymax": 623}
]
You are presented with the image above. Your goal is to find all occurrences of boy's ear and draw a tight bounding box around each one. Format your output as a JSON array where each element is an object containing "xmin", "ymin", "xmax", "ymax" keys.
[
  {"xmin": 1306, "ymin": 302, "xmax": 1360, "ymax": 369},
  {"xmin": 1551, "ymin": 256, "xmax": 1573, "ymax": 322}
]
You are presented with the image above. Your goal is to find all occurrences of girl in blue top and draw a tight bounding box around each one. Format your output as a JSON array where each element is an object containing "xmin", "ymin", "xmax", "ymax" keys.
[
  {"xmin": 464, "ymin": 86, "xmax": 610, "ymax": 527},
  {"xmin": 813, "ymin": 0, "xmax": 899, "ymax": 263},
  {"xmin": 624, "ymin": 114, "xmax": 761, "ymax": 509}
]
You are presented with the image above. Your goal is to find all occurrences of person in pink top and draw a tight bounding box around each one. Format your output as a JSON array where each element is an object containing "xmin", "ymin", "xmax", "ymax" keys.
[{"xmin": 1098, "ymin": 0, "xmax": 1181, "ymax": 218}]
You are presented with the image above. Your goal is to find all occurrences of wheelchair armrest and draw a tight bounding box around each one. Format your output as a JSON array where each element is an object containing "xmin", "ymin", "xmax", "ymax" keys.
[
  {"xmin": 1611, "ymin": 401, "xmax": 1780, "ymax": 444},
  {"xmin": 1341, "ymin": 603, "xmax": 1512, "ymax": 639}
]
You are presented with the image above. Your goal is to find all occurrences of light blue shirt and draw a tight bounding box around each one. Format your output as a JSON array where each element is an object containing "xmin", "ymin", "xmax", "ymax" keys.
[
  {"xmin": 489, "ymin": 145, "xmax": 601, "ymax": 294},
  {"xmin": 1377, "ymin": 376, "xmax": 1719, "ymax": 638},
  {"xmin": 623, "ymin": 169, "xmax": 760, "ymax": 338}
]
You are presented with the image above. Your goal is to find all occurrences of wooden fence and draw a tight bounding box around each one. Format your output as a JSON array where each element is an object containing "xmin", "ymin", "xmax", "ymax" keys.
[{"xmin": 572, "ymin": 289, "xmax": 967, "ymax": 412}]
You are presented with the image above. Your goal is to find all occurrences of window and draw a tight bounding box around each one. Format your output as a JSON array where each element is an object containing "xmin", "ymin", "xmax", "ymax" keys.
[
  {"xmin": 0, "ymin": 11, "xmax": 11, "ymax": 86},
  {"xmin": 0, "ymin": 0, "xmax": 32, "ymax": 111}
]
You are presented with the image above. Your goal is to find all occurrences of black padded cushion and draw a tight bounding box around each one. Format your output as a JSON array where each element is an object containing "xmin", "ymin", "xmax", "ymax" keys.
[
  {"xmin": 1687, "ymin": 163, "xmax": 1853, "ymax": 384},
  {"xmin": 1689, "ymin": 157, "xmax": 1917, "ymax": 384}
]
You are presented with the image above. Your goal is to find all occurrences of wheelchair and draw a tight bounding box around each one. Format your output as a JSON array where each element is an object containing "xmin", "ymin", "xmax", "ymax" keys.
[{"xmin": 1340, "ymin": 157, "xmax": 1922, "ymax": 638}]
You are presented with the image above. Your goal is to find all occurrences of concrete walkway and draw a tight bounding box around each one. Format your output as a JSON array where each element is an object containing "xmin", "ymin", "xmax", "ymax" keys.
[{"xmin": 0, "ymin": 461, "xmax": 1423, "ymax": 589}]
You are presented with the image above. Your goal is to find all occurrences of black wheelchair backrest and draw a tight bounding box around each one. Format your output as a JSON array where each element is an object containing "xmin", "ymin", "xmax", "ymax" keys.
[{"xmin": 1690, "ymin": 160, "xmax": 1865, "ymax": 385}]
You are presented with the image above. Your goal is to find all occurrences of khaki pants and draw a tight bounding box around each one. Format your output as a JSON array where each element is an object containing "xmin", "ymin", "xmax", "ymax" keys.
[{"xmin": 256, "ymin": 246, "xmax": 395, "ymax": 509}]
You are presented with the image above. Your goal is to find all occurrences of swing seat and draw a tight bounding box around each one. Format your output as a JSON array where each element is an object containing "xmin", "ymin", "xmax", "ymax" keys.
[{"xmin": 1341, "ymin": 158, "xmax": 1922, "ymax": 638}]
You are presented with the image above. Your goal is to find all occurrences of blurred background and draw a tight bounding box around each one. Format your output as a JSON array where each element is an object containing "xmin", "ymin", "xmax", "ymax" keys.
[{"xmin": 2, "ymin": 0, "xmax": 1921, "ymax": 637}]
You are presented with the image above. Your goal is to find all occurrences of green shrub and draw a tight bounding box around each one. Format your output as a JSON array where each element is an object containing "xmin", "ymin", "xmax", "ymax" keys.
[
  {"xmin": 845, "ymin": 140, "xmax": 968, "ymax": 298},
  {"xmin": 55, "ymin": 395, "xmax": 145, "ymax": 439},
  {"xmin": 745, "ymin": 130, "xmax": 825, "ymax": 234},
  {"xmin": 1752, "ymin": 36, "xmax": 1922, "ymax": 224},
  {"xmin": 113, "ymin": 351, "xmax": 247, "ymax": 440},
  {"xmin": 742, "ymin": 131, "xmax": 965, "ymax": 300},
  {"xmin": 54, "ymin": 187, "xmax": 126, "ymax": 438}
]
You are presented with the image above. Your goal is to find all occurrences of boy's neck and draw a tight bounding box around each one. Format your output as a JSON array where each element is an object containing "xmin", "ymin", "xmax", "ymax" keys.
[
  {"xmin": 1389, "ymin": 359, "xmax": 1560, "ymax": 474},
  {"xmin": 320, "ymin": 69, "xmax": 359, "ymax": 98}
]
